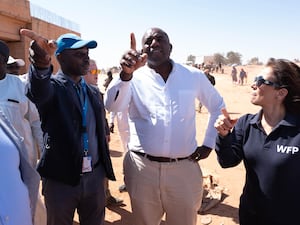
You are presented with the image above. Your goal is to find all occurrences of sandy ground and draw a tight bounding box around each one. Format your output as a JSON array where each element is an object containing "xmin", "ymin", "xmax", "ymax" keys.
[{"xmin": 71, "ymin": 64, "xmax": 264, "ymax": 225}]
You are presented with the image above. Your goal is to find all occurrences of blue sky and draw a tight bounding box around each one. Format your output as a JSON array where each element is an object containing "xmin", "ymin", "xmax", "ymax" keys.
[{"xmin": 29, "ymin": 0, "xmax": 300, "ymax": 69}]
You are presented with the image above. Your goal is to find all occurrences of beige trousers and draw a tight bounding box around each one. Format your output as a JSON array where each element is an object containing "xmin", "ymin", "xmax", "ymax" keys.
[{"xmin": 124, "ymin": 151, "xmax": 203, "ymax": 225}]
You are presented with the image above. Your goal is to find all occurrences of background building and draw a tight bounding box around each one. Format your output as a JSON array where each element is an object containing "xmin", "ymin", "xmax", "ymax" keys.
[{"xmin": 0, "ymin": 0, "xmax": 80, "ymax": 74}]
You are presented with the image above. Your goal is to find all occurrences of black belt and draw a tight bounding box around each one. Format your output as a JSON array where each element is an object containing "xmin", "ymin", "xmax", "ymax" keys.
[{"xmin": 132, "ymin": 151, "xmax": 189, "ymax": 163}]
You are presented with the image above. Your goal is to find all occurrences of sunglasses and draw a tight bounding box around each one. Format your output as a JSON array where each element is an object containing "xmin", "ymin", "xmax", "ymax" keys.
[
  {"xmin": 254, "ymin": 76, "xmax": 280, "ymax": 88},
  {"xmin": 89, "ymin": 69, "xmax": 100, "ymax": 75}
]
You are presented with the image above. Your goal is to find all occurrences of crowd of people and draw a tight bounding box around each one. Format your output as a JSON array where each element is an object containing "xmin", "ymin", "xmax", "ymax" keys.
[{"xmin": 0, "ymin": 27, "xmax": 300, "ymax": 225}]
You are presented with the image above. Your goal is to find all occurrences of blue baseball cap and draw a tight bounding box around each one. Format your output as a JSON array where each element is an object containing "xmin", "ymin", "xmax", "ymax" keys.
[{"xmin": 55, "ymin": 33, "xmax": 97, "ymax": 56}]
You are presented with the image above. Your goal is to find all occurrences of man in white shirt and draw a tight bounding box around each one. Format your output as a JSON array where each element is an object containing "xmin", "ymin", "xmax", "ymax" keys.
[
  {"xmin": 0, "ymin": 41, "xmax": 43, "ymax": 167},
  {"xmin": 0, "ymin": 109, "xmax": 40, "ymax": 225},
  {"xmin": 0, "ymin": 40, "xmax": 46, "ymax": 225},
  {"xmin": 6, "ymin": 55, "xmax": 25, "ymax": 75},
  {"xmin": 104, "ymin": 27, "xmax": 225, "ymax": 225}
]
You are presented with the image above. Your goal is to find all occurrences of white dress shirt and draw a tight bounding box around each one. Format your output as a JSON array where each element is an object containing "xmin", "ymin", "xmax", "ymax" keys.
[
  {"xmin": 104, "ymin": 61, "xmax": 225, "ymax": 158},
  {"xmin": 0, "ymin": 126, "xmax": 33, "ymax": 225},
  {"xmin": 0, "ymin": 74, "xmax": 43, "ymax": 167}
]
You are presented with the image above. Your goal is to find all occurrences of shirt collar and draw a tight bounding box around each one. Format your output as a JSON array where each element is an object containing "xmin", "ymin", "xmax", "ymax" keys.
[
  {"xmin": 57, "ymin": 69, "xmax": 83, "ymax": 86},
  {"xmin": 145, "ymin": 59, "xmax": 175, "ymax": 74},
  {"xmin": 250, "ymin": 109, "xmax": 299, "ymax": 128}
]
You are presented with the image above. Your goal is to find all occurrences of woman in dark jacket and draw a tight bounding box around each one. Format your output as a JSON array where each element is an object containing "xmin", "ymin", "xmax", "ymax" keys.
[{"xmin": 214, "ymin": 58, "xmax": 300, "ymax": 225}]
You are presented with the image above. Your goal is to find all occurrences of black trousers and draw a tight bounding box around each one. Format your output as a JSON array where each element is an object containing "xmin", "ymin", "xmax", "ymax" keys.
[{"xmin": 42, "ymin": 165, "xmax": 106, "ymax": 225}]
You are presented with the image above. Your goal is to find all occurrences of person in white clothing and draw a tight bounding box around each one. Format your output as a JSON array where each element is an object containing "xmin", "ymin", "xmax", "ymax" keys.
[
  {"xmin": 108, "ymin": 110, "xmax": 130, "ymax": 152},
  {"xmin": 0, "ymin": 73, "xmax": 44, "ymax": 164},
  {"xmin": 7, "ymin": 55, "xmax": 25, "ymax": 75},
  {"xmin": 0, "ymin": 40, "xmax": 46, "ymax": 225},
  {"xmin": 115, "ymin": 110, "xmax": 130, "ymax": 152},
  {"xmin": 104, "ymin": 27, "xmax": 225, "ymax": 225},
  {"xmin": 0, "ymin": 42, "xmax": 43, "ymax": 166},
  {"xmin": 0, "ymin": 109, "xmax": 40, "ymax": 225}
]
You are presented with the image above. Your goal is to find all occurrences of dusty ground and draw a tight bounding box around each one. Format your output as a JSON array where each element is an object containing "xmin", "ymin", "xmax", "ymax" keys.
[{"xmin": 75, "ymin": 64, "xmax": 264, "ymax": 225}]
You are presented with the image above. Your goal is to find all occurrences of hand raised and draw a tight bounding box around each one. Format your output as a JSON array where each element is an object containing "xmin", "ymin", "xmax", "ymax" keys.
[
  {"xmin": 214, "ymin": 108, "xmax": 238, "ymax": 136},
  {"xmin": 120, "ymin": 33, "xmax": 147, "ymax": 76},
  {"xmin": 20, "ymin": 29, "xmax": 57, "ymax": 68}
]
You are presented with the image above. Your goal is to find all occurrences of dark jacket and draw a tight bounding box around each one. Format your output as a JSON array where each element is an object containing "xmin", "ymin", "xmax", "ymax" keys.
[
  {"xmin": 216, "ymin": 112, "xmax": 300, "ymax": 224},
  {"xmin": 26, "ymin": 66, "xmax": 115, "ymax": 186}
]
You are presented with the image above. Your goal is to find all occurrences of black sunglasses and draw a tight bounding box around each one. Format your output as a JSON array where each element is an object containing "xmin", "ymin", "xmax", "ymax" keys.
[{"xmin": 254, "ymin": 76, "xmax": 280, "ymax": 88}]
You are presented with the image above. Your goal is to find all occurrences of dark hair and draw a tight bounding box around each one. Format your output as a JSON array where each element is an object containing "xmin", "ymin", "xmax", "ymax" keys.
[
  {"xmin": 0, "ymin": 40, "xmax": 9, "ymax": 63},
  {"xmin": 266, "ymin": 58, "xmax": 300, "ymax": 114}
]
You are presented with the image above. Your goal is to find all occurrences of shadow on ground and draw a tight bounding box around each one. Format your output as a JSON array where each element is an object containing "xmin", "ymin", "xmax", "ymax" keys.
[
  {"xmin": 104, "ymin": 206, "xmax": 131, "ymax": 225},
  {"xmin": 199, "ymin": 193, "xmax": 239, "ymax": 224},
  {"xmin": 103, "ymin": 206, "xmax": 168, "ymax": 225},
  {"xmin": 73, "ymin": 193, "xmax": 239, "ymax": 224}
]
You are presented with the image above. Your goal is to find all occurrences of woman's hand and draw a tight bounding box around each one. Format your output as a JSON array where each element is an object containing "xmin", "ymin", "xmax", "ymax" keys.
[{"xmin": 214, "ymin": 108, "xmax": 238, "ymax": 136}]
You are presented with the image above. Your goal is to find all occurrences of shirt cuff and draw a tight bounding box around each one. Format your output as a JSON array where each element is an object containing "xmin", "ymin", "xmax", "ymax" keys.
[{"xmin": 30, "ymin": 64, "xmax": 53, "ymax": 79}]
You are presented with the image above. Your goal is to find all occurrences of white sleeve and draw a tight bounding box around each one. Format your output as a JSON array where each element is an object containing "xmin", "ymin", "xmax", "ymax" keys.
[
  {"xmin": 197, "ymin": 74, "xmax": 225, "ymax": 148},
  {"xmin": 104, "ymin": 76, "xmax": 132, "ymax": 112},
  {"xmin": 27, "ymin": 100, "xmax": 43, "ymax": 156}
]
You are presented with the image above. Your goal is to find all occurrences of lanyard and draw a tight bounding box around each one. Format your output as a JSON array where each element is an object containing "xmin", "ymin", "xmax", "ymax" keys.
[{"xmin": 76, "ymin": 78, "xmax": 89, "ymax": 155}]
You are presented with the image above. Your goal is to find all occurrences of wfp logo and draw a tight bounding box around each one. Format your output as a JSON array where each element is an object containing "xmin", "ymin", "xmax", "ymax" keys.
[{"xmin": 277, "ymin": 145, "xmax": 299, "ymax": 154}]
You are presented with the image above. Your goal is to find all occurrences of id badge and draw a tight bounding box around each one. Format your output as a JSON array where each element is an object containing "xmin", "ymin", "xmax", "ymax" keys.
[{"xmin": 82, "ymin": 156, "xmax": 92, "ymax": 173}]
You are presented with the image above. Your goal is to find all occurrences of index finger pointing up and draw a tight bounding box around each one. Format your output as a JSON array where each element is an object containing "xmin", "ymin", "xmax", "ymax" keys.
[
  {"xmin": 221, "ymin": 108, "xmax": 231, "ymax": 119},
  {"xmin": 130, "ymin": 33, "xmax": 137, "ymax": 51},
  {"xmin": 20, "ymin": 28, "xmax": 56, "ymax": 56},
  {"xmin": 20, "ymin": 29, "xmax": 41, "ymax": 41}
]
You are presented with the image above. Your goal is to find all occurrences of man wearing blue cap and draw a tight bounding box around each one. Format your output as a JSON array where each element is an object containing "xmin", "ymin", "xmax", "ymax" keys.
[{"xmin": 20, "ymin": 29, "xmax": 115, "ymax": 225}]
